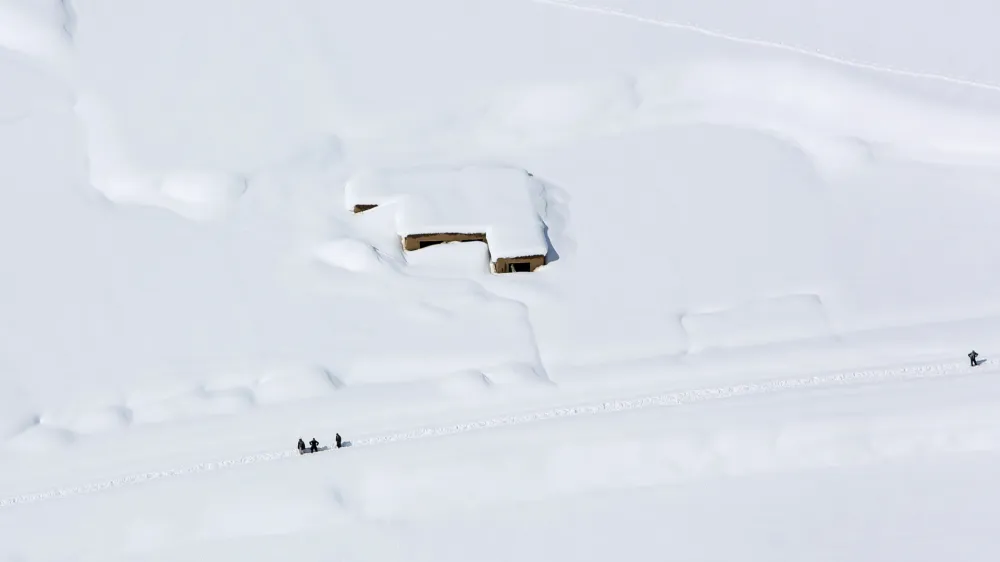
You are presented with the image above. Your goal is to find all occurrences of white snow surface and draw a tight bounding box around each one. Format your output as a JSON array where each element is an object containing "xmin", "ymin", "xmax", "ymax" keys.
[
  {"xmin": 4, "ymin": 0, "xmax": 1000, "ymax": 559},
  {"xmin": 345, "ymin": 164, "xmax": 550, "ymax": 259}
]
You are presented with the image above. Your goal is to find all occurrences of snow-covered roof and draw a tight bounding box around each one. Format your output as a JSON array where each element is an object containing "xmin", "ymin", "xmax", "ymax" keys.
[{"xmin": 345, "ymin": 165, "xmax": 549, "ymax": 259}]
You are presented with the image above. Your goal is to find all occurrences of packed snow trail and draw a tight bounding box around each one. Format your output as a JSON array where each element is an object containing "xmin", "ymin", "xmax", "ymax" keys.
[
  {"xmin": 0, "ymin": 359, "xmax": 972, "ymax": 509},
  {"xmin": 530, "ymin": 0, "xmax": 1000, "ymax": 94}
]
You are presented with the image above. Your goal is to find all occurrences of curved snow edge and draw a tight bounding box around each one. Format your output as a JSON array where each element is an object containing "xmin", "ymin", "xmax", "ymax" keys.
[{"xmin": 0, "ymin": 360, "xmax": 968, "ymax": 509}]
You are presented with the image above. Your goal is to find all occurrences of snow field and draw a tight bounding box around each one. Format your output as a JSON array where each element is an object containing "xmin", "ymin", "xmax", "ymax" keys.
[
  {"xmin": 68, "ymin": 0, "xmax": 341, "ymax": 174},
  {"xmin": 343, "ymin": 373, "xmax": 1000, "ymax": 520},
  {"xmin": 0, "ymin": 49, "xmax": 73, "ymax": 128},
  {"xmin": 354, "ymin": 418, "xmax": 997, "ymax": 521},
  {"xmin": 5, "ymin": 0, "xmax": 1000, "ymax": 429},
  {"xmin": 680, "ymin": 293, "xmax": 832, "ymax": 353},
  {"xmin": 5, "ymin": 302, "xmax": 999, "ymax": 463},
  {"xmin": 5, "ymin": 368, "xmax": 1000, "ymax": 562},
  {"xmin": 0, "ymin": 456, "xmax": 351, "ymax": 560},
  {"xmin": 20, "ymin": 454, "xmax": 1000, "ymax": 562},
  {"xmin": 640, "ymin": 56, "xmax": 1000, "ymax": 163},
  {"xmin": 0, "ymin": 354, "xmax": 983, "ymax": 511},
  {"xmin": 5, "ymin": 0, "xmax": 1000, "ymax": 559},
  {"xmin": 358, "ymin": 52, "xmax": 1000, "ymax": 171}
]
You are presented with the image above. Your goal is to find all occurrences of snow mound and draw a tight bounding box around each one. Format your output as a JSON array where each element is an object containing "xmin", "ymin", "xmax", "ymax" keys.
[
  {"xmin": 89, "ymin": 167, "xmax": 248, "ymax": 222},
  {"xmin": 252, "ymin": 367, "xmax": 344, "ymax": 404},
  {"xmin": 5, "ymin": 421, "xmax": 76, "ymax": 453},
  {"xmin": 312, "ymin": 238, "xmax": 388, "ymax": 273},
  {"xmin": 67, "ymin": 405, "xmax": 134, "ymax": 435},
  {"xmin": 681, "ymin": 293, "xmax": 833, "ymax": 353},
  {"xmin": 128, "ymin": 386, "xmax": 256, "ymax": 425},
  {"xmin": 345, "ymin": 164, "xmax": 550, "ymax": 260},
  {"xmin": 0, "ymin": 0, "xmax": 74, "ymax": 66},
  {"xmin": 120, "ymin": 368, "xmax": 345, "ymax": 426},
  {"xmin": 74, "ymin": 92, "xmax": 247, "ymax": 221},
  {"xmin": 435, "ymin": 363, "xmax": 551, "ymax": 399},
  {"xmin": 6, "ymin": 367, "xmax": 348, "ymax": 440},
  {"xmin": 483, "ymin": 362, "xmax": 552, "ymax": 386},
  {"xmin": 436, "ymin": 370, "xmax": 494, "ymax": 398}
]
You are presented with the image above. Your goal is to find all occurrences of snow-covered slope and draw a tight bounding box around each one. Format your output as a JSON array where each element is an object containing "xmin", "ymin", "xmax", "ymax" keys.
[{"xmin": 3, "ymin": 0, "xmax": 1000, "ymax": 560}]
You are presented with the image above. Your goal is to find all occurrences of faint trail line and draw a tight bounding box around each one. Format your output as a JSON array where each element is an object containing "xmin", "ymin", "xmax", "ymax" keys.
[
  {"xmin": 530, "ymin": 0, "xmax": 1000, "ymax": 94},
  {"xmin": 0, "ymin": 360, "xmax": 969, "ymax": 509}
]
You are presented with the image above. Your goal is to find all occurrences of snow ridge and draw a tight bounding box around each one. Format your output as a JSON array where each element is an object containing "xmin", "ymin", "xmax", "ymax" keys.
[
  {"xmin": 0, "ymin": 359, "xmax": 970, "ymax": 510},
  {"xmin": 532, "ymin": 0, "xmax": 1000, "ymax": 93}
]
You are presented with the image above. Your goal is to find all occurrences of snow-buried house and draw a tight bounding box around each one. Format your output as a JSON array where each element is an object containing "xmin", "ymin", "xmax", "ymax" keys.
[{"xmin": 346, "ymin": 165, "xmax": 549, "ymax": 273}]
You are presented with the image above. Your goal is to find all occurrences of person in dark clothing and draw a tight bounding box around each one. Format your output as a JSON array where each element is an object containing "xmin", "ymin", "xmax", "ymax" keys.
[
  {"xmin": 309, "ymin": 438, "xmax": 319, "ymax": 453},
  {"xmin": 297, "ymin": 438, "xmax": 306, "ymax": 453},
  {"xmin": 335, "ymin": 433, "xmax": 342, "ymax": 449},
  {"xmin": 969, "ymin": 350, "xmax": 979, "ymax": 367}
]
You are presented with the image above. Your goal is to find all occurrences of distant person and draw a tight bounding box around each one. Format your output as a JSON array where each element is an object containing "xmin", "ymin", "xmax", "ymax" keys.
[
  {"xmin": 297, "ymin": 438, "xmax": 306, "ymax": 453},
  {"xmin": 969, "ymin": 350, "xmax": 979, "ymax": 367},
  {"xmin": 309, "ymin": 438, "xmax": 319, "ymax": 453},
  {"xmin": 336, "ymin": 433, "xmax": 342, "ymax": 449}
]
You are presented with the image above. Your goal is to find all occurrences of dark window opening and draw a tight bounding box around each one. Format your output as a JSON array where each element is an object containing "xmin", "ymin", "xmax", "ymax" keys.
[
  {"xmin": 419, "ymin": 240, "xmax": 444, "ymax": 249},
  {"xmin": 508, "ymin": 262, "xmax": 531, "ymax": 273}
]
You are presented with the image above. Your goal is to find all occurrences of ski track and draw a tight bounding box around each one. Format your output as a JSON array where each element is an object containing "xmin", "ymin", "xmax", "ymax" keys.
[
  {"xmin": 530, "ymin": 0, "xmax": 1000, "ymax": 94},
  {"xmin": 0, "ymin": 359, "xmax": 972, "ymax": 509}
]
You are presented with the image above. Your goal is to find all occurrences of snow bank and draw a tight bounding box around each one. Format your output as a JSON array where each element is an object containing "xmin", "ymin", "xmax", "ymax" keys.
[{"xmin": 345, "ymin": 165, "xmax": 549, "ymax": 259}]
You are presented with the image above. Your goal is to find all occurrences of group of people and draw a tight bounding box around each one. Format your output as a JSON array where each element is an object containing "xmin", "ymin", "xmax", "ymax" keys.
[{"xmin": 297, "ymin": 433, "xmax": 343, "ymax": 454}]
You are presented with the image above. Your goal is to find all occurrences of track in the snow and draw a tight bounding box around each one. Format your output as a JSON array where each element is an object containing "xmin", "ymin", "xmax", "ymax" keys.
[
  {"xmin": 530, "ymin": 0, "xmax": 1000, "ymax": 94},
  {"xmin": 0, "ymin": 359, "xmax": 972, "ymax": 509}
]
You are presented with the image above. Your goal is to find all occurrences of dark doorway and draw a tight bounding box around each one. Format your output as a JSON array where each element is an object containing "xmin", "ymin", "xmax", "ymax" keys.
[
  {"xmin": 508, "ymin": 262, "xmax": 531, "ymax": 273},
  {"xmin": 419, "ymin": 240, "xmax": 444, "ymax": 249}
]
